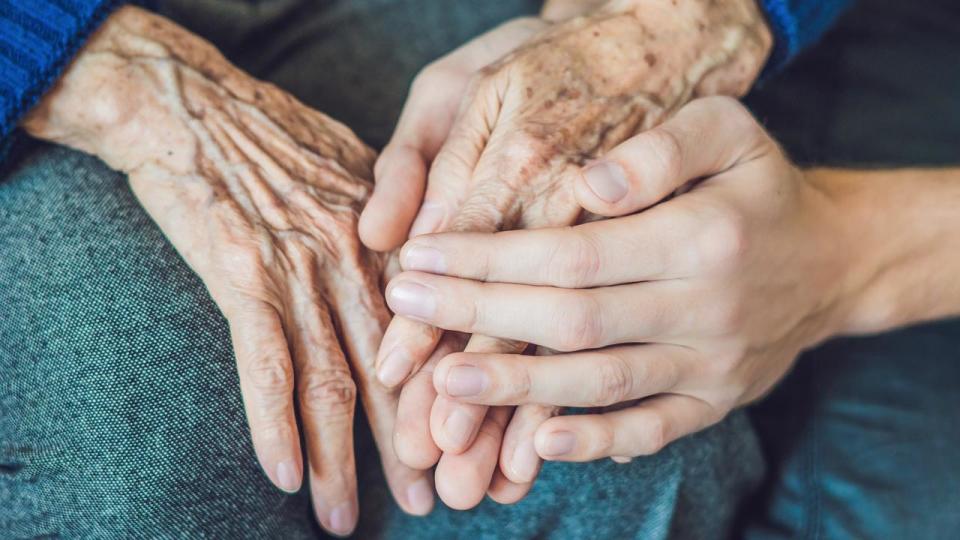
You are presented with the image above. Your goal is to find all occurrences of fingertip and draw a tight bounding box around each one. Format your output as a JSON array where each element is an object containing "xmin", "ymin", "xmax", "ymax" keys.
[
  {"xmin": 429, "ymin": 354, "xmax": 455, "ymax": 397},
  {"xmin": 404, "ymin": 477, "xmax": 436, "ymax": 516},
  {"xmin": 275, "ymin": 458, "xmax": 303, "ymax": 493},
  {"xmin": 573, "ymin": 161, "xmax": 638, "ymax": 218},
  {"xmin": 407, "ymin": 200, "xmax": 447, "ymax": 239},
  {"xmin": 394, "ymin": 427, "xmax": 442, "ymax": 470},
  {"xmin": 434, "ymin": 455, "xmax": 488, "ymax": 510},
  {"xmin": 487, "ymin": 469, "xmax": 533, "ymax": 505},
  {"xmin": 376, "ymin": 346, "xmax": 412, "ymax": 388},
  {"xmin": 320, "ymin": 499, "xmax": 359, "ymax": 538},
  {"xmin": 360, "ymin": 145, "xmax": 427, "ymax": 251},
  {"xmin": 358, "ymin": 192, "xmax": 407, "ymax": 252},
  {"xmin": 430, "ymin": 399, "xmax": 482, "ymax": 454},
  {"xmin": 533, "ymin": 420, "xmax": 579, "ymax": 462},
  {"xmin": 573, "ymin": 171, "xmax": 623, "ymax": 217}
]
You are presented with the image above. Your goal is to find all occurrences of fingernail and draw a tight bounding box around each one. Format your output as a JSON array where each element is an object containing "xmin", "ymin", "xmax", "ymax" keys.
[
  {"xmin": 509, "ymin": 438, "xmax": 540, "ymax": 482},
  {"xmin": 541, "ymin": 431, "xmax": 577, "ymax": 456},
  {"xmin": 387, "ymin": 281, "xmax": 437, "ymax": 320},
  {"xmin": 445, "ymin": 365, "xmax": 488, "ymax": 397},
  {"xmin": 406, "ymin": 478, "xmax": 434, "ymax": 515},
  {"xmin": 409, "ymin": 201, "xmax": 445, "ymax": 238},
  {"xmin": 403, "ymin": 245, "xmax": 446, "ymax": 273},
  {"xmin": 443, "ymin": 408, "xmax": 477, "ymax": 449},
  {"xmin": 583, "ymin": 160, "xmax": 629, "ymax": 203},
  {"xmin": 276, "ymin": 460, "xmax": 300, "ymax": 493},
  {"xmin": 611, "ymin": 456, "xmax": 633, "ymax": 464},
  {"xmin": 328, "ymin": 502, "xmax": 356, "ymax": 536},
  {"xmin": 378, "ymin": 348, "xmax": 411, "ymax": 387}
]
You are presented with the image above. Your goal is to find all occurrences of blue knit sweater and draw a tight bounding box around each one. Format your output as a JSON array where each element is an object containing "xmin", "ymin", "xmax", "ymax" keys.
[{"xmin": 0, "ymin": 0, "xmax": 853, "ymax": 140}]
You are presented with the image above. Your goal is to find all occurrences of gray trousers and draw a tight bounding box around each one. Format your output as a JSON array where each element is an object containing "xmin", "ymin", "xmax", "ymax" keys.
[
  {"xmin": 2, "ymin": 0, "xmax": 959, "ymax": 538},
  {"xmin": 0, "ymin": 1, "xmax": 761, "ymax": 538}
]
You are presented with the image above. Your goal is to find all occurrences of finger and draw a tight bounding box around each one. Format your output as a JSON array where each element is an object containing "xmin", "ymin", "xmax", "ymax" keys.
[
  {"xmin": 359, "ymin": 63, "xmax": 467, "ymax": 251},
  {"xmin": 487, "ymin": 465, "xmax": 534, "ymax": 505},
  {"xmin": 430, "ymin": 334, "xmax": 525, "ymax": 453},
  {"xmin": 434, "ymin": 344, "xmax": 691, "ymax": 407},
  {"xmin": 331, "ymin": 269, "xmax": 434, "ymax": 516},
  {"xmin": 406, "ymin": 73, "xmax": 505, "ymax": 238},
  {"xmin": 386, "ymin": 272, "xmax": 692, "ymax": 351},
  {"xmin": 574, "ymin": 96, "xmax": 771, "ymax": 217},
  {"xmin": 393, "ymin": 333, "xmax": 466, "ymax": 470},
  {"xmin": 227, "ymin": 301, "xmax": 303, "ymax": 493},
  {"xmin": 535, "ymin": 394, "xmax": 722, "ymax": 461},
  {"xmin": 406, "ymin": 17, "xmax": 552, "ymax": 239},
  {"xmin": 399, "ymin": 202, "xmax": 703, "ymax": 286},
  {"xmin": 289, "ymin": 299, "xmax": 358, "ymax": 537},
  {"xmin": 434, "ymin": 406, "xmax": 512, "ymax": 510},
  {"xmin": 375, "ymin": 315, "xmax": 442, "ymax": 388},
  {"xmin": 359, "ymin": 143, "xmax": 429, "ymax": 251},
  {"xmin": 498, "ymin": 403, "xmax": 557, "ymax": 484}
]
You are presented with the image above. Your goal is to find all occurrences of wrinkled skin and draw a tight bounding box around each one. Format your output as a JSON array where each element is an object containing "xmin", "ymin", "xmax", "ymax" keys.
[
  {"xmin": 361, "ymin": 0, "xmax": 772, "ymax": 510},
  {"xmin": 391, "ymin": 97, "xmax": 856, "ymax": 463},
  {"xmin": 23, "ymin": 7, "xmax": 431, "ymax": 535}
]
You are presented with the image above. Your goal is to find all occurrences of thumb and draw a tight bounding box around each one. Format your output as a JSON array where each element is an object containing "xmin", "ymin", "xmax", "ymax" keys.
[
  {"xmin": 574, "ymin": 96, "xmax": 771, "ymax": 217},
  {"xmin": 359, "ymin": 65, "xmax": 465, "ymax": 252}
]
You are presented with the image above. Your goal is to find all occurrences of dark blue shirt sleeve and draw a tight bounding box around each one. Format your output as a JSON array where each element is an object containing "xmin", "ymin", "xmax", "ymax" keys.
[
  {"xmin": 759, "ymin": 0, "xmax": 856, "ymax": 75},
  {"xmin": 0, "ymin": 0, "xmax": 121, "ymax": 140}
]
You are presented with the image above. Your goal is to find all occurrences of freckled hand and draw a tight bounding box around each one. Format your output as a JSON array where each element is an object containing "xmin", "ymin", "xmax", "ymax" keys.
[{"xmin": 365, "ymin": 0, "xmax": 773, "ymax": 511}]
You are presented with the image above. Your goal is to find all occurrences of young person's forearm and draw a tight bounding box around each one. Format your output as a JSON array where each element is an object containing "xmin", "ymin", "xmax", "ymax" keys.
[{"xmin": 816, "ymin": 168, "xmax": 960, "ymax": 335}]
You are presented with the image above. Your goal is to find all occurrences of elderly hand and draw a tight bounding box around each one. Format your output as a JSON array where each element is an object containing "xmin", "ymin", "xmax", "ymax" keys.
[
  {"xmin": 389, "ymin": 97, "xmax": 862, "ymax": 462},
  {"xmin": 363, "ymin": 0, "xmax": 772, "ymax": 509},
  {"xmin": 23, "ymin": 6, "xmax": 430, "ymax": 534}
]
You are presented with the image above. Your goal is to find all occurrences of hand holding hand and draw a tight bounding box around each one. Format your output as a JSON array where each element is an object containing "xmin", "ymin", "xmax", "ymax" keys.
[
  {"xmin": 390, "ymin": 96, "xmax": 861, "ymax": 461},
  {"xmin": 366, "ymin": 0, "xmax": 772, "ymax": 510}
]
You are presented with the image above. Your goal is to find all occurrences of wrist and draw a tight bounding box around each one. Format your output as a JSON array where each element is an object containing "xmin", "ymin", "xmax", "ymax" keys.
[
  {"xmin": 22, "ymin": 5, "xmax": 374, "ymax": 184},
  {"xmin": 617, "ymin": 0, "xmax": 773, "ymax": 97},
  {"xmin": 810, "ymin": 167, "xmax": 960, "ymax": 337}
]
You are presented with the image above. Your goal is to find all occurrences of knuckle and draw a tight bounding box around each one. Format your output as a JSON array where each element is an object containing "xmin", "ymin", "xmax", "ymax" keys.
[
  {"xmin": 709, "ymin": 95, "xmax": 749, "ymax": 117},
  {"xmin": 546, "ymin": 230, "xmax": 602, "ymax": 288},
  {"xmin": 255, "ymin": 421, "xmax": 297, "ymax": 446},
  {"xmin": 637, "ymin": 414, "xmax": 668, "ymax": 455},
  {"xmin": 701, "ymin": 208, "xmax": 748, "ymax": 270},
  {"xmin": 299, "ymin": 368, "xmax": 356, "ymax": 418},
  {"xmin": 708, "ymin": 96, "xmax": 766, "ymax": 146},
  {"xmin": 591, "ymin": 354, "xmax": 634, "ymax": 406},
  {"xmin": 594, "ymin": 420, "xmax": 616, "ymax": 457},
  {"xmin": 247, "ymin": 356, "xmax": 295, "ymax": 396},
  {"xmin": 645, "ymin": 128, "xmax": 684, "ymax": 194},
  {"xmin": 410, "ymin": 64, "xmax": 447, "ymax": 95},
  {"xmin": 555, "ymin": 292, "xmax": 603, "ymax": 351},
  {"xmin": 512, "ymin": 363, "xmax": 534, "ymax": 402},
  {"xmin": 712, "ymin": 297, "xmax": 747, "ymax": 335}
]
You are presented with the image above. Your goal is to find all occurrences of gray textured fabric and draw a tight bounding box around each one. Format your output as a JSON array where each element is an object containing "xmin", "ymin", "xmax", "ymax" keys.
[{"xmin": 0, "ymin": 1, "xmax": 764, "ymax": 538}]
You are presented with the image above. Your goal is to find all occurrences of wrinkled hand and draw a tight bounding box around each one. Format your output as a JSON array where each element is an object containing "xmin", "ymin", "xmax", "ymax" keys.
[
  {"xmin": 391, "ymin": 97, "xmax": 859, "ymax": 460},
  {"xmin": 24, "ymin": 6, "xmax": 431, "ymax": 534},
  {"xmin": 363, "ymin": 0, "xmax": 772, "ymax": 510}
]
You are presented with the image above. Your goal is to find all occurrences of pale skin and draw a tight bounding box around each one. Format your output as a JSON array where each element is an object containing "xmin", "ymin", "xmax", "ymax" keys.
[
  {"xmin": 387, "ymin": 96, "xmax": 960, "ymax": 461},
  {"xmin": 361, "ymin": 0, "xmax": 772, "ymax": 508},
  {"xmin": 22, "ymin": 6, "xmax": 432, "ymax": 535}
]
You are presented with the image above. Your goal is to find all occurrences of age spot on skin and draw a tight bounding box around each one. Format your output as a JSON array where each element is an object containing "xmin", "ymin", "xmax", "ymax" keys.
[{"xmin": 644, "ymin": 53, "xmax": 658, "ymax": 67}]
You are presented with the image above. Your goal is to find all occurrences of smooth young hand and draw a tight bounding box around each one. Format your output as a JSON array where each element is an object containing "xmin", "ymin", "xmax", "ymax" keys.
[
  {"xmin": 364, "ymin": 0, "xmax": 772, "ymax": 509},
  {"xmin": 388, "ymin": 96, "xmax": 865, "ymax": 461}
]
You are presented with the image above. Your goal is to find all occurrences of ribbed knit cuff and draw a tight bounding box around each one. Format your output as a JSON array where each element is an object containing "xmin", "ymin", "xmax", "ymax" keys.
[{"xmin": 0, "ymin": 0, "xmax": 121, "ymax": 140}]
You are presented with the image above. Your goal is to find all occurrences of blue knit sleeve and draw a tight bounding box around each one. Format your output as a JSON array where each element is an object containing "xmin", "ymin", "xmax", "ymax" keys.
[
  {"xmin": 759, "ymin": 0, "xmax": 856, "ymax": 75},
  {"xmin": 0, "ymin": 0, "xmax": 121, "ymax": 140}
]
